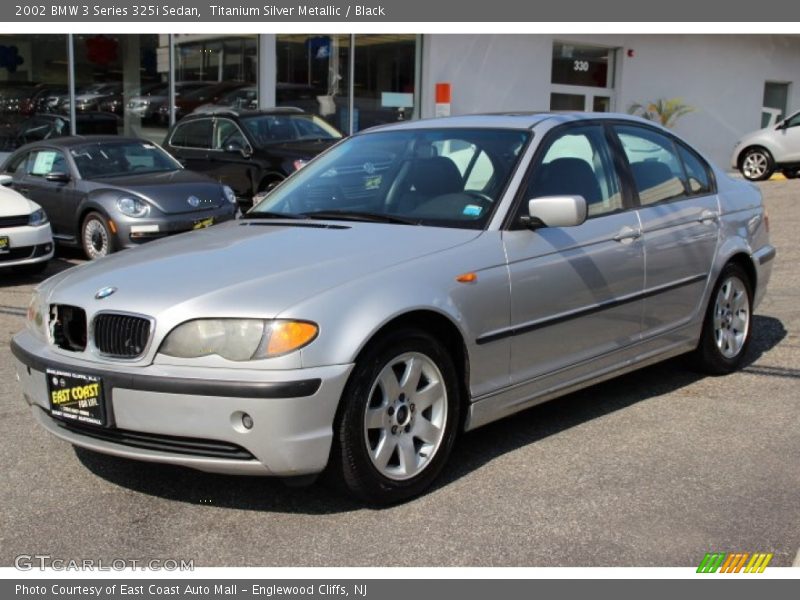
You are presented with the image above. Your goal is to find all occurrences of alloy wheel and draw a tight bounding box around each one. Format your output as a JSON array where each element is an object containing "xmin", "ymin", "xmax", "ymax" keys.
[{"xmin": 712, "ymin": 276, "xmax": 750, "ymax": 359}]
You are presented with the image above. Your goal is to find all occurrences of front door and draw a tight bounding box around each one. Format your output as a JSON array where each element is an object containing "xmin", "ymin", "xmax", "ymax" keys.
[
  {"xmin": 17, "ymin": 148, "xmax": 80, "ymax": 239},
  {"xmin": 503, "ymin": 123, "xmax": 644, "ymax": 385}
]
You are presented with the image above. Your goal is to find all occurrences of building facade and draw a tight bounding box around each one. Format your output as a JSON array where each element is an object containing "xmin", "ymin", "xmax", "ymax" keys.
[{"xmin": 1, "ymin": 33, "xmax": 798, "ymax": 169}]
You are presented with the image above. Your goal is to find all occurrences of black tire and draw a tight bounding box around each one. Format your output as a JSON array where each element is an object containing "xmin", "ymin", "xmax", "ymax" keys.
[
  {"xmin": 739, "ymin": 147, "xmax": 775, "ymax": 181},
  {"xmin": 327, "ymin": 328, "xmax": 461, "ymax": 505},
  {"xmin": 81, "ymin": 212, "xmax": 115, "ymax": 260},
  {"xmin": 690, "ymin": 263, "xmax": 753, "ymax": 375},
  {"xmin": 781, "ymin": 168, "xmax": 800, "ymax": 179}
]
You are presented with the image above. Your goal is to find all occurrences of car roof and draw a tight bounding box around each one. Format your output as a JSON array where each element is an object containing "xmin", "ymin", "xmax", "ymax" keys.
[
  {"xmin": 363, "ymin": 111, "xmax": 659, "ymax": 133},
  {"xmin": 14, "ymin": 135, "xmax": 154, "ymax": 151},
  {"xmin": 179, "ymin": 107, "xmax": 310, "ymax": 120}
]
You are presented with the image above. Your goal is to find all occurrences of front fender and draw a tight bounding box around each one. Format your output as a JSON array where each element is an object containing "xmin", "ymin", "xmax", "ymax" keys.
[{"xmin": 290, "ymin": 231, "xmax": 512, "ymax": 399}]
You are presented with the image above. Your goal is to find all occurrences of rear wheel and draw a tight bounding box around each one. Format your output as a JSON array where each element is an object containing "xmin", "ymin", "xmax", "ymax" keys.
[
  {"xmin": 81, "ymin": 212, "xmax": 115, "ymax": 260},
  {"xmin": 691, "ymin": 263, "xmax": 753, "ymax": 374},
  {"xmin": 329, "ymin": 329, "xmax": 460, "ymax": 504},
  {"xmin": 740, "ymin": 148, "xmax": 774, "ymax": 181}
]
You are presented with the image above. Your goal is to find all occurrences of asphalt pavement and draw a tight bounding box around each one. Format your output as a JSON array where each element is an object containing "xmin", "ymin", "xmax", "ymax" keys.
[{"xmin": 1, "ymin": 182, "xmax": 797, "ymax": 567}]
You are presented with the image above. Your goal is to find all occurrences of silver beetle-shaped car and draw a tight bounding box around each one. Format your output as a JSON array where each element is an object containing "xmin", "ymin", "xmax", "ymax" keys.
[{"xmin": 12, "ymin": 113, "xmax": 775, "ymax": 504}]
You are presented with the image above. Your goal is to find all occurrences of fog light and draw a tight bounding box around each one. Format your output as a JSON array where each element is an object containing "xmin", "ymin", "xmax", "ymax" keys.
[{"xmin": 241, "ymin": 413, "xmax": 254, "ymax": 430}]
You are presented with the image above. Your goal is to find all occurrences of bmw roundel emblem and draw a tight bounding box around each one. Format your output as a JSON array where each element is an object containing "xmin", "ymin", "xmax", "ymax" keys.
[
  {"xmin": 187, "ymin": 195, "xmax": 201, "ymax": 207},
  {"xmin": 95, "ymin": 286, "xmax": 117, "ymax": 300}
]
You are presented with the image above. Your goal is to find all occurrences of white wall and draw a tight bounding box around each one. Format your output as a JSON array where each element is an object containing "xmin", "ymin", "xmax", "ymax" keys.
[{"xmin": 421, "ymin": 34, "xmax": 800, "ymax": 169}]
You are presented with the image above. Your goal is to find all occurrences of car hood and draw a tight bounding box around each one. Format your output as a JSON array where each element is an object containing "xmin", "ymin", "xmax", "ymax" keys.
[
  {"xmin": 43, "ymin": 220, "xmax": 481, "ymax": 320},
  {"xmin": 83, "ymin": 170, "xmax": 227, "ymax": 214},
  {"xmin": 0, "ymin": 185, "xmax": 37, "ymax": 217}
]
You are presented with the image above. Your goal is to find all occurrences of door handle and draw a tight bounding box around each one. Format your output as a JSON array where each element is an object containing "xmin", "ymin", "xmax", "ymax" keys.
[
  {"xmin": 697, "ymin": 209, "xmax": 720, "ymax": 223},
  {"xmin": 613, "ymin": 226, "xmax": 642, "ymax": 242}
]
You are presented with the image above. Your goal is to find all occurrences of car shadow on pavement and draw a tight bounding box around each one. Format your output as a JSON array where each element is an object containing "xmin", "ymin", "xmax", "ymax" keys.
[
  {"xmin": 1, "ymin": 249, "xmax": 84, "ymax": 287},
  {"xmin": 74, "ymin": 315, "xmax": 786, "ymax": 514}
]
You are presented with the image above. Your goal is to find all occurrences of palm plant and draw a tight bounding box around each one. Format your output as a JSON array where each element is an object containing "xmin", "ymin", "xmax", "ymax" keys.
[{"xmin": 628, "ymin": 98, "xmax": 694, "ymax": 128}]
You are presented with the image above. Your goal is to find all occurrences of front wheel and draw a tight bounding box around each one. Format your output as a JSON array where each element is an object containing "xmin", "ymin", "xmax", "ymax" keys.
[
  {"xmin": 740, "ymin": 148, "xmax": 775, "ymax": 181},
  {"xmin": 81, "ymin": 212, "xmax": 115, "ymax": 260},
  {"xmin": 328, "ymin": 329, "xmax": 461, "ymax": 504},
  {"xmin": 690, "ymin": 263, "xmax": 753, "ymax": 374}
]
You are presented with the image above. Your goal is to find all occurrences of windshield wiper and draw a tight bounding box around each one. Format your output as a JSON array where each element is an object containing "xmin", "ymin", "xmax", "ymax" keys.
[
  {"xmin": 242, "ymin": 211, "xmax": 306, "ymax": 220},
  {"xmin": 300, "ymin": 210, "xmax": 420, "ymax": 225}
]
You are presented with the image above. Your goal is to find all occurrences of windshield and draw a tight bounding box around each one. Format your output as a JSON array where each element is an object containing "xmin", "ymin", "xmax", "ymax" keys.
[
  {"xmin": 250, "ymin": 128, "xmax": 530, "ymax": 229},
  {"xmin": 242, "ymin": 114, "xmax": 343, "ymax": 145},
  {"xmin": 71, "ymin": 141, "xmax": 181, "ymax": 179}
]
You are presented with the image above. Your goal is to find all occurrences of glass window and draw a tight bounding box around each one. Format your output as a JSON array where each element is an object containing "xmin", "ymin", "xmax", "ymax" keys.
[
  {"xmin": 677, "ymin": 144, "xmax": 712, "ymax": 195},
  {"xmin": 70, "ymin": 141, "xmax": 180, "ymax": 178},
  {"xmin": 170, "ymin": 119, "xmax": 212, "ymax": 148},
  {"xmin": 241, "ymin": 114, "xmax": 341, "ymax": 146},
  {"xmin": 214, "ymin": 119, "xmax": 247, "ymax": 150},
  {"xmin": 551, "ymin": 42, "xmax": 615, "ymax": 88},
  {"xmin": 27, "ymin": 149, "xmax": 68, "ymax": 177},
  {"xmin": 251, "ymin": 128, "xmax": 529, "ymax": 230},
  {"xmin": 0, "ymin": 34, "xmax": 69, "ymax": 154},
  {"xmin": 523, "ymin": 125, "xmax": 623, "ymax": 218},
  {"xmin": 615, "ymin": 125, "xmax": 688, "ymax": 206},
  {"xmin": 4, "ymin": 152, "xmax": 29, "ymax": 175},
  {"xmin": 432, "ymin": 139, "xmax": 495, "ymax": 192},
  {"xmin": 784, "ymin": 111, "xmax": 800, "ymax": 128}
]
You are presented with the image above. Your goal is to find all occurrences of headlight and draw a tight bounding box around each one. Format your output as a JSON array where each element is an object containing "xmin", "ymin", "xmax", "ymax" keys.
[
  {"xmin": 26, "ymin": 289, "xmax": 49, "ymax": 342},
  {"xmin": 222, "ymin": 186, "xmax": 237, "ymax": 204},
  {"xmin": 28, "ymin": 208, "xmax": 48, "ymax": 226},
  {"xmin": 116, "ymin": 197, "xmax": 150, "ymax": 218},
  {"xmin": 159, "ymin": 319, "xmax": 318, "ymax": 361}
]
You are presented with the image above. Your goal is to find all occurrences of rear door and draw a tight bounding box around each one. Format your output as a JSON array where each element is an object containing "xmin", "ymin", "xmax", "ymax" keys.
[{"xmin": 611, "ymin": 124, "xmax": 719, "ymax": 341}]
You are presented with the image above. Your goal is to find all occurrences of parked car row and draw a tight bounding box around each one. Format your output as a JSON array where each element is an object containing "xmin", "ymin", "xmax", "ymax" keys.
[{"xmin": 0, "ymin": 108, "xmax": 344, "ymax": 270}]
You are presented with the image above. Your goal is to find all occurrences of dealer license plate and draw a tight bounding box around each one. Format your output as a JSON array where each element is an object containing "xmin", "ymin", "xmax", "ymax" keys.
[
  {"xmin": 0, "ymin": 236, "xmax": 9, "ymax": 253},
  {"xmin": 46, "ymin": 368, "xmax": 107, "ymax": 427}
]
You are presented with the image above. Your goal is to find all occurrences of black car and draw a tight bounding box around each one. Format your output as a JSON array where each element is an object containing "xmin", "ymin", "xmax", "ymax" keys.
[
  {"xmin": 162, "ymin": 109, "xmax": 343, "ymax": 209},
  {"xmin": 1, "ymin": 136, "xmax": 238, "ymax": 259}
]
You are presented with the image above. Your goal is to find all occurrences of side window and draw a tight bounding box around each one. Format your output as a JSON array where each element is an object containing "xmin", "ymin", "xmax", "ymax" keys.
[
  {"xmin": 214, "ymin": 119, "xmax": 247, "ymax": 150},
  {"xmin": 677, "ymin": 144, "xmax": 712, "ymax": 195},
  {"xmin": 784, "ymin": 112, "xmax": 800, "ymax": 128},
  {"xmin": 523, "ymin": 125, "xmax": 623, "ymax": 219},
  {"xmin": 615, "ymin": 125, "xmax": 687, "ymax": 206},
  {"xmin": 170, "ymin": 119, "xmax": 212, "ymax": 149},
  {"xmin": 27, "ymin": 149, "xmax": 68, "ymax": 177}
]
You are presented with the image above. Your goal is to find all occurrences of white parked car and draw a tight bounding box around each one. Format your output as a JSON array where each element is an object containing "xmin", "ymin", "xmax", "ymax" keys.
[
  {"xmin": 732, "ymin": 110, "xmax": 800, "ymax": 180},
  {"xmin": 0, "ymin": 174, "xmax": 53, "ymax": 274}
]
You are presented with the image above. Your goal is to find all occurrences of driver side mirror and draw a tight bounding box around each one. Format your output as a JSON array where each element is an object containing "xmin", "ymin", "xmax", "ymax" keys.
[
  {"xmin": 521, "ymin": 195, "xmax": 587, "ymax": 230},
  {"xmin": 224, "ymin": 141, "xmax": 253, "ymax": 158},
  {"xmin": 45, "ymin": 171, "xmax": 71, "ymax": 183},
  {"xmin": 0, "ymin": 174, "xmax": 12, "ymax": 187}
]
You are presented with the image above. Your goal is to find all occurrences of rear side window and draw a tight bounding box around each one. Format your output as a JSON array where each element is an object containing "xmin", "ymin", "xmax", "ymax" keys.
[
  {"xmin": 170, "ymin": 119, "xmax": 212, "ymax": 149},
  {"xmin": 677, "ymin": 144, "xmax": 712, "ymax": 195},
  {"xmin": 614, "ymin": 125, "xmax": 688, "ymax": 206}
]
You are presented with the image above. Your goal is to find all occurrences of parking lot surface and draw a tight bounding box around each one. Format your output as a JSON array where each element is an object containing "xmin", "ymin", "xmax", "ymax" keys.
[{"xmin": 1, "ymin": 181, "xmax": 798, "ymax": 567}]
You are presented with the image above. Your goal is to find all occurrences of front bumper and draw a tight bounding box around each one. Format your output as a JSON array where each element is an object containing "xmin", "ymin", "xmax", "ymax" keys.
[
  {"xmin": 114, "ymin": 204, "xmax": 238, "ymax": 249},
  {"xmin": 12, "ymin": 332, "xmax": 353, "ymax": 477},
  {"xmin": 0, "ymin": 223, "xmax": 53, "ymax": 268}
]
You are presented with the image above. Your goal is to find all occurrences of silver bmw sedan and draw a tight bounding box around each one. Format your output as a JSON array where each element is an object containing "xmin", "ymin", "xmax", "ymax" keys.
[{"xmin": 11, "ymin": 112, "xmax": 775, "ymax": 504}]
